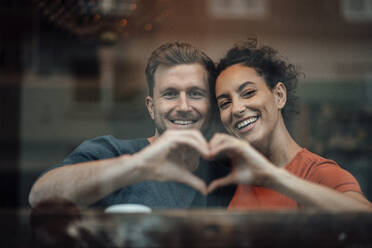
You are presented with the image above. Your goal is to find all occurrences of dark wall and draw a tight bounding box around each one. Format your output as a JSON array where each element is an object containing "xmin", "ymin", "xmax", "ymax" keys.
[{"xmin": 0, "ymin": 0, "xmax": 29, "ymax": 207}]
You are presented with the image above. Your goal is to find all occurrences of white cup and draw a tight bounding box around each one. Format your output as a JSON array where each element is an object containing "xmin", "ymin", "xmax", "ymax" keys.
[{"xmin": 104, "ymin": 204, "xmax": 152, "ymax": 214}]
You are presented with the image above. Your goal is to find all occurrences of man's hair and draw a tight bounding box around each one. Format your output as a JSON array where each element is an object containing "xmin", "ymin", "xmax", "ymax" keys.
[
  {"xmin": 216, "ymin": 40, "xmax": 300, "ymax": 122},
  {"xmin": 145, "ymin": 42, "xmax": 216, "ymax": 97}
]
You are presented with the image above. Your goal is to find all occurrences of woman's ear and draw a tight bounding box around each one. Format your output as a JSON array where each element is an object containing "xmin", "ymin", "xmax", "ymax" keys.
[
  {"xmin": 145, "ymin": 96, "xmax": 155, "ymax": 120},
  {"xmin": 274, "ymin": 82, "xmax": 287, "ymax": 110}
]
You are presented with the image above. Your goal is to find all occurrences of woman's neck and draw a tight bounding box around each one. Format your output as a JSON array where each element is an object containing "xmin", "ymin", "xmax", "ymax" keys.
[{"xmin": 263, "ymin": 117, "xmax": 302, "ymax": 168}]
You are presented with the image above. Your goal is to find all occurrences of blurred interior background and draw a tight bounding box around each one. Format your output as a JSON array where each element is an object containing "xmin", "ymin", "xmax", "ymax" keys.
[{"xmin": 1, "ymin": 0, "xmax": 372, "ymax": 208}]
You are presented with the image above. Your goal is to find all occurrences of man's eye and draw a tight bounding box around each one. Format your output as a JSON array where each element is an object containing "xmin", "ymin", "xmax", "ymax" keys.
[
  {"xmin": 163, "ymin": 91, "xmax": 177, "ymax": 98},
  {"xmin": 189, "ymin": 91, "xmax": 205, "ymax": 99}
]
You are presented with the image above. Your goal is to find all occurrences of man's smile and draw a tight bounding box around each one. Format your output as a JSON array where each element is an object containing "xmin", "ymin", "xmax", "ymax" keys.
[
  {"xmin": 170, "ymin": 119, "xmax": 198, "ymax": 128},
  {"xmin": 171, "ymin": 120, "xmax": 196, "ymax": 125}
]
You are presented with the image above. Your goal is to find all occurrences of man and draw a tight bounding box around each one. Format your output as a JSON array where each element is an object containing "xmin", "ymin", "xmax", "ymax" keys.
[{"xmin": 29, "ymin": 42, "xmax": 234, "ymax": 209}]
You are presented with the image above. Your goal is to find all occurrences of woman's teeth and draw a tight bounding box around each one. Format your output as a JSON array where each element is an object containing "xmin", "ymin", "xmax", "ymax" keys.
[{"xmin": 236, "ymin": 116, "xmax": 258, "ymax": 130}]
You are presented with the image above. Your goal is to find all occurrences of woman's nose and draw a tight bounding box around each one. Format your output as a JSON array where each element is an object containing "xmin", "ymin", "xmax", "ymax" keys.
[{"xmin": 232, "ymin": 100, "xmax": 246, "ymax": 117}]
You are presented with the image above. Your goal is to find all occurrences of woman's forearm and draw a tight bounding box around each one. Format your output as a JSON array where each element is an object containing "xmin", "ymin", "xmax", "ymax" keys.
[{"xmin": 265, "ymin": 168, "xmax": 372, "ymax": 212}]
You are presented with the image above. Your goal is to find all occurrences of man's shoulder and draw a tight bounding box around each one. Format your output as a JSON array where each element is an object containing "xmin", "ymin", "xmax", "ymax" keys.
[
  {"xmin": 40, "ymin": 136, "xmax": 150, "ymax": 176},
  {"xmin": 76, "ymin": 135, "xmax": 150, "ymax": 156},
  {"xmin": 59, "ymin": 136, "xmax": 149, "ymax": 165}
]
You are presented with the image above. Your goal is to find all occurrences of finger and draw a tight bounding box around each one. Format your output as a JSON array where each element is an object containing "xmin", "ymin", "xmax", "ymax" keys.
[
  {"xmin": 209, "ymin": 137, "xmax": 242, "ymax": 159},
  {"xmin": 176, "ymin": 138, "xmax": 208, "ymax": 157},
  {"xmin": 207, "ymin": 133, "xmax": 230, "ymax": 159},
  {"xmin": 177, "ymin": 172, "xmax": 208, "ymax": 195},
  {"xmin": 209, "ymin": 132, "xmax": 230, "ymax": 146},
  {"xmin": 207, "ymin": 174, "xmax": 235, "ymax": 193},
  {"xmin": 187, "ymin": 130, "xmax": 210, "ymax": 156},
  {"xmin": 173, "ymin": 132, "xmax": 210, "ymax": 157},
  {"xmin": 156, "ymin": 130, "xmax": 209, "ymax": 157}
]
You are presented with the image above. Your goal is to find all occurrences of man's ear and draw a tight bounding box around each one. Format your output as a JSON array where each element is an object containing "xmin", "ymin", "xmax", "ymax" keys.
[
  {"xmin": 145, "ymin": 96, "xmax": 155, "ymax": 120},
  {"xmin": 274, "ymin": 82, "xmax": 287, "ymax": 110}
]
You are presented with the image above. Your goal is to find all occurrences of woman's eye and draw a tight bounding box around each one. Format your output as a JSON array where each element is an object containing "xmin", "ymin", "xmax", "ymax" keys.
[
  {"xmin": 218, "ymin": 101, "xmax": 230, "ymax": 109},
  {"xmin": 242, "ymin": 90, "xmax": 255, "ymax": 98}
]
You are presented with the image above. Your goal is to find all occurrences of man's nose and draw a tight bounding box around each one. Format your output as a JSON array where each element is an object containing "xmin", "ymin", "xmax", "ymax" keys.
[{"xmin": 177, "ymin": 92, "xmax": 191, "ymax": 112}]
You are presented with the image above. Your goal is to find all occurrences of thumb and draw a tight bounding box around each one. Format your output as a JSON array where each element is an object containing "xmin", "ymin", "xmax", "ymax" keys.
[
  {"xmin": 207, "ymin": 175, "xmax": 235, "ymax": 193},
  {"xmin": 177, "ymin": 173, "xmax": 208, "ymax": 195}
]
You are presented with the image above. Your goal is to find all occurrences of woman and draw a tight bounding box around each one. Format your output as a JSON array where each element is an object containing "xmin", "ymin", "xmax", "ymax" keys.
[{"xmin": 207, "ymin": 42, "xmax": 371, "ymax": 211}]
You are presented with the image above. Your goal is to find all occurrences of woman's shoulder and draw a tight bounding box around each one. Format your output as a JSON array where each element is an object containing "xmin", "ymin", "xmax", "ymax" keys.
[
  {"xmin": 285, "ymin": 148, "xmax": 340, "ymax": 178},
  {"xmin": 293, "ymin": 148, "xmax": 338, "ymax": 166}
]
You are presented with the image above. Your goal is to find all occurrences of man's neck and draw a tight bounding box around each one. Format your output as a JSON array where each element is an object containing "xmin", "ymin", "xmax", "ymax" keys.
[
  {"xmin": 147, "ymin": 129, "xmax": 160, "ymax": 144},
  {"xmin": 147, "ymin": 136, "xmax": 156, "ymax": 144}
]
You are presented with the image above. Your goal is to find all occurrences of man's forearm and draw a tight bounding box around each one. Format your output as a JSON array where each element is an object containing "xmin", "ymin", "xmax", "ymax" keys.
[
  {"xmin": 265, "ymin": 168, "xmax": 371, "ymax": 212},
  {"xmin": 29, "ymin": 154, "xmax": 147, "ymax": 208}
]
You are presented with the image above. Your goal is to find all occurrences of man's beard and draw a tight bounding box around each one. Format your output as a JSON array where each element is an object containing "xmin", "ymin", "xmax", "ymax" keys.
[
  {"xmin": 152, "ymin": 108, "xmax": 212, "ymax": 137},
  {"xmin": 153, "ymin": 116, "xmax": 211, "ymax": 138}
]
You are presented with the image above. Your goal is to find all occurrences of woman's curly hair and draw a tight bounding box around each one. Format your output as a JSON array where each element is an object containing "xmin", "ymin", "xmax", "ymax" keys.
[{"xmin": 216, "ymin": 40, "xmax": 301, "ymax": 123}]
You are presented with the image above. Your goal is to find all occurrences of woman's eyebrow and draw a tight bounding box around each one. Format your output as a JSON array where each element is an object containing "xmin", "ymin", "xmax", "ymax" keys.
[
  {"xmin": 238, "ymin": 81, "xmax": 255, "ymax": 92},
  {"xmin": 216, "ymin": 94, "xmax": 229, "ymax": 101},
  {"xmin": 217, "ymin": 81, "xmax": 255, "ymax": 100}
]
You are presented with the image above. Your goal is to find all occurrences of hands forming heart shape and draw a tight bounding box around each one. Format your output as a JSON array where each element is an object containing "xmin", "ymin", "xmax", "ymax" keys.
[{"xmin": 137, "ymin": 129, "xmax": 275, "ymax": 195}]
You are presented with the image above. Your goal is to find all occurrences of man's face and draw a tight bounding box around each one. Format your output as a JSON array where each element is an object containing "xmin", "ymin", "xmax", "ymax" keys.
[{"xmin": 146, "ymin": 64, "xmax": 211, "ymax": 137}]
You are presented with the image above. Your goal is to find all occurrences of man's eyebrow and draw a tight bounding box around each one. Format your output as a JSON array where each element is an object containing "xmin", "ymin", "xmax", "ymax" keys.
[
  {"xmin": 159, "ymin": 87, "xmax": 177, "ymax": 93},
  {"xmin": 189, "ymin": 86, "xmax": 208, "ymax": 92}
]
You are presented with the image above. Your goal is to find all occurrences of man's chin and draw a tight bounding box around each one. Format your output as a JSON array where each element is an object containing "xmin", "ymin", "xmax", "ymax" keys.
[
  {"xmin": 172, "ymin": 124, "xmax": 197, "ymax": 130},
  {"xmin": 155, "ymin": 120, "xmax": 207, "ymax": 136},
  {"xmin": 167, "ymin": 120, "xmax": 201, "ymax": 130},
  {"xmin": 169, "ymin": 124, "xmax": 200, "ymax": 130}
]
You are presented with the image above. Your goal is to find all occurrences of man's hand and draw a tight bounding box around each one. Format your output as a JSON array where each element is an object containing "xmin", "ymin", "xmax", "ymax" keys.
[
  {"xmin": 134, "ymin": 129, "xmax": 210, "ymax": 195},
  {"xmin": 207, "ymin": 133, "xmax": 276, "ymax": 193}
]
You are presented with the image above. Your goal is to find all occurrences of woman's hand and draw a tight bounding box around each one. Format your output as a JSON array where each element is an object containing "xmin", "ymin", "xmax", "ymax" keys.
[{"xmin": 207, "ymin": 133, "xmax": 277, "ymax": 193}]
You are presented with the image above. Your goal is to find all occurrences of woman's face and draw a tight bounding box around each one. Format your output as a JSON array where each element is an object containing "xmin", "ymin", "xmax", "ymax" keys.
[{"xmin": 215, "ymin": 63, "xmax": 285, "ymax": 148}]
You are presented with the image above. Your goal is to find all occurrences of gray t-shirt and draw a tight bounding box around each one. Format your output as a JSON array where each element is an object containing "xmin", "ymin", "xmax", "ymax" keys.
[{"xmin": 44, "ymin": 135, "xmax": 235, "ymax": 209}]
